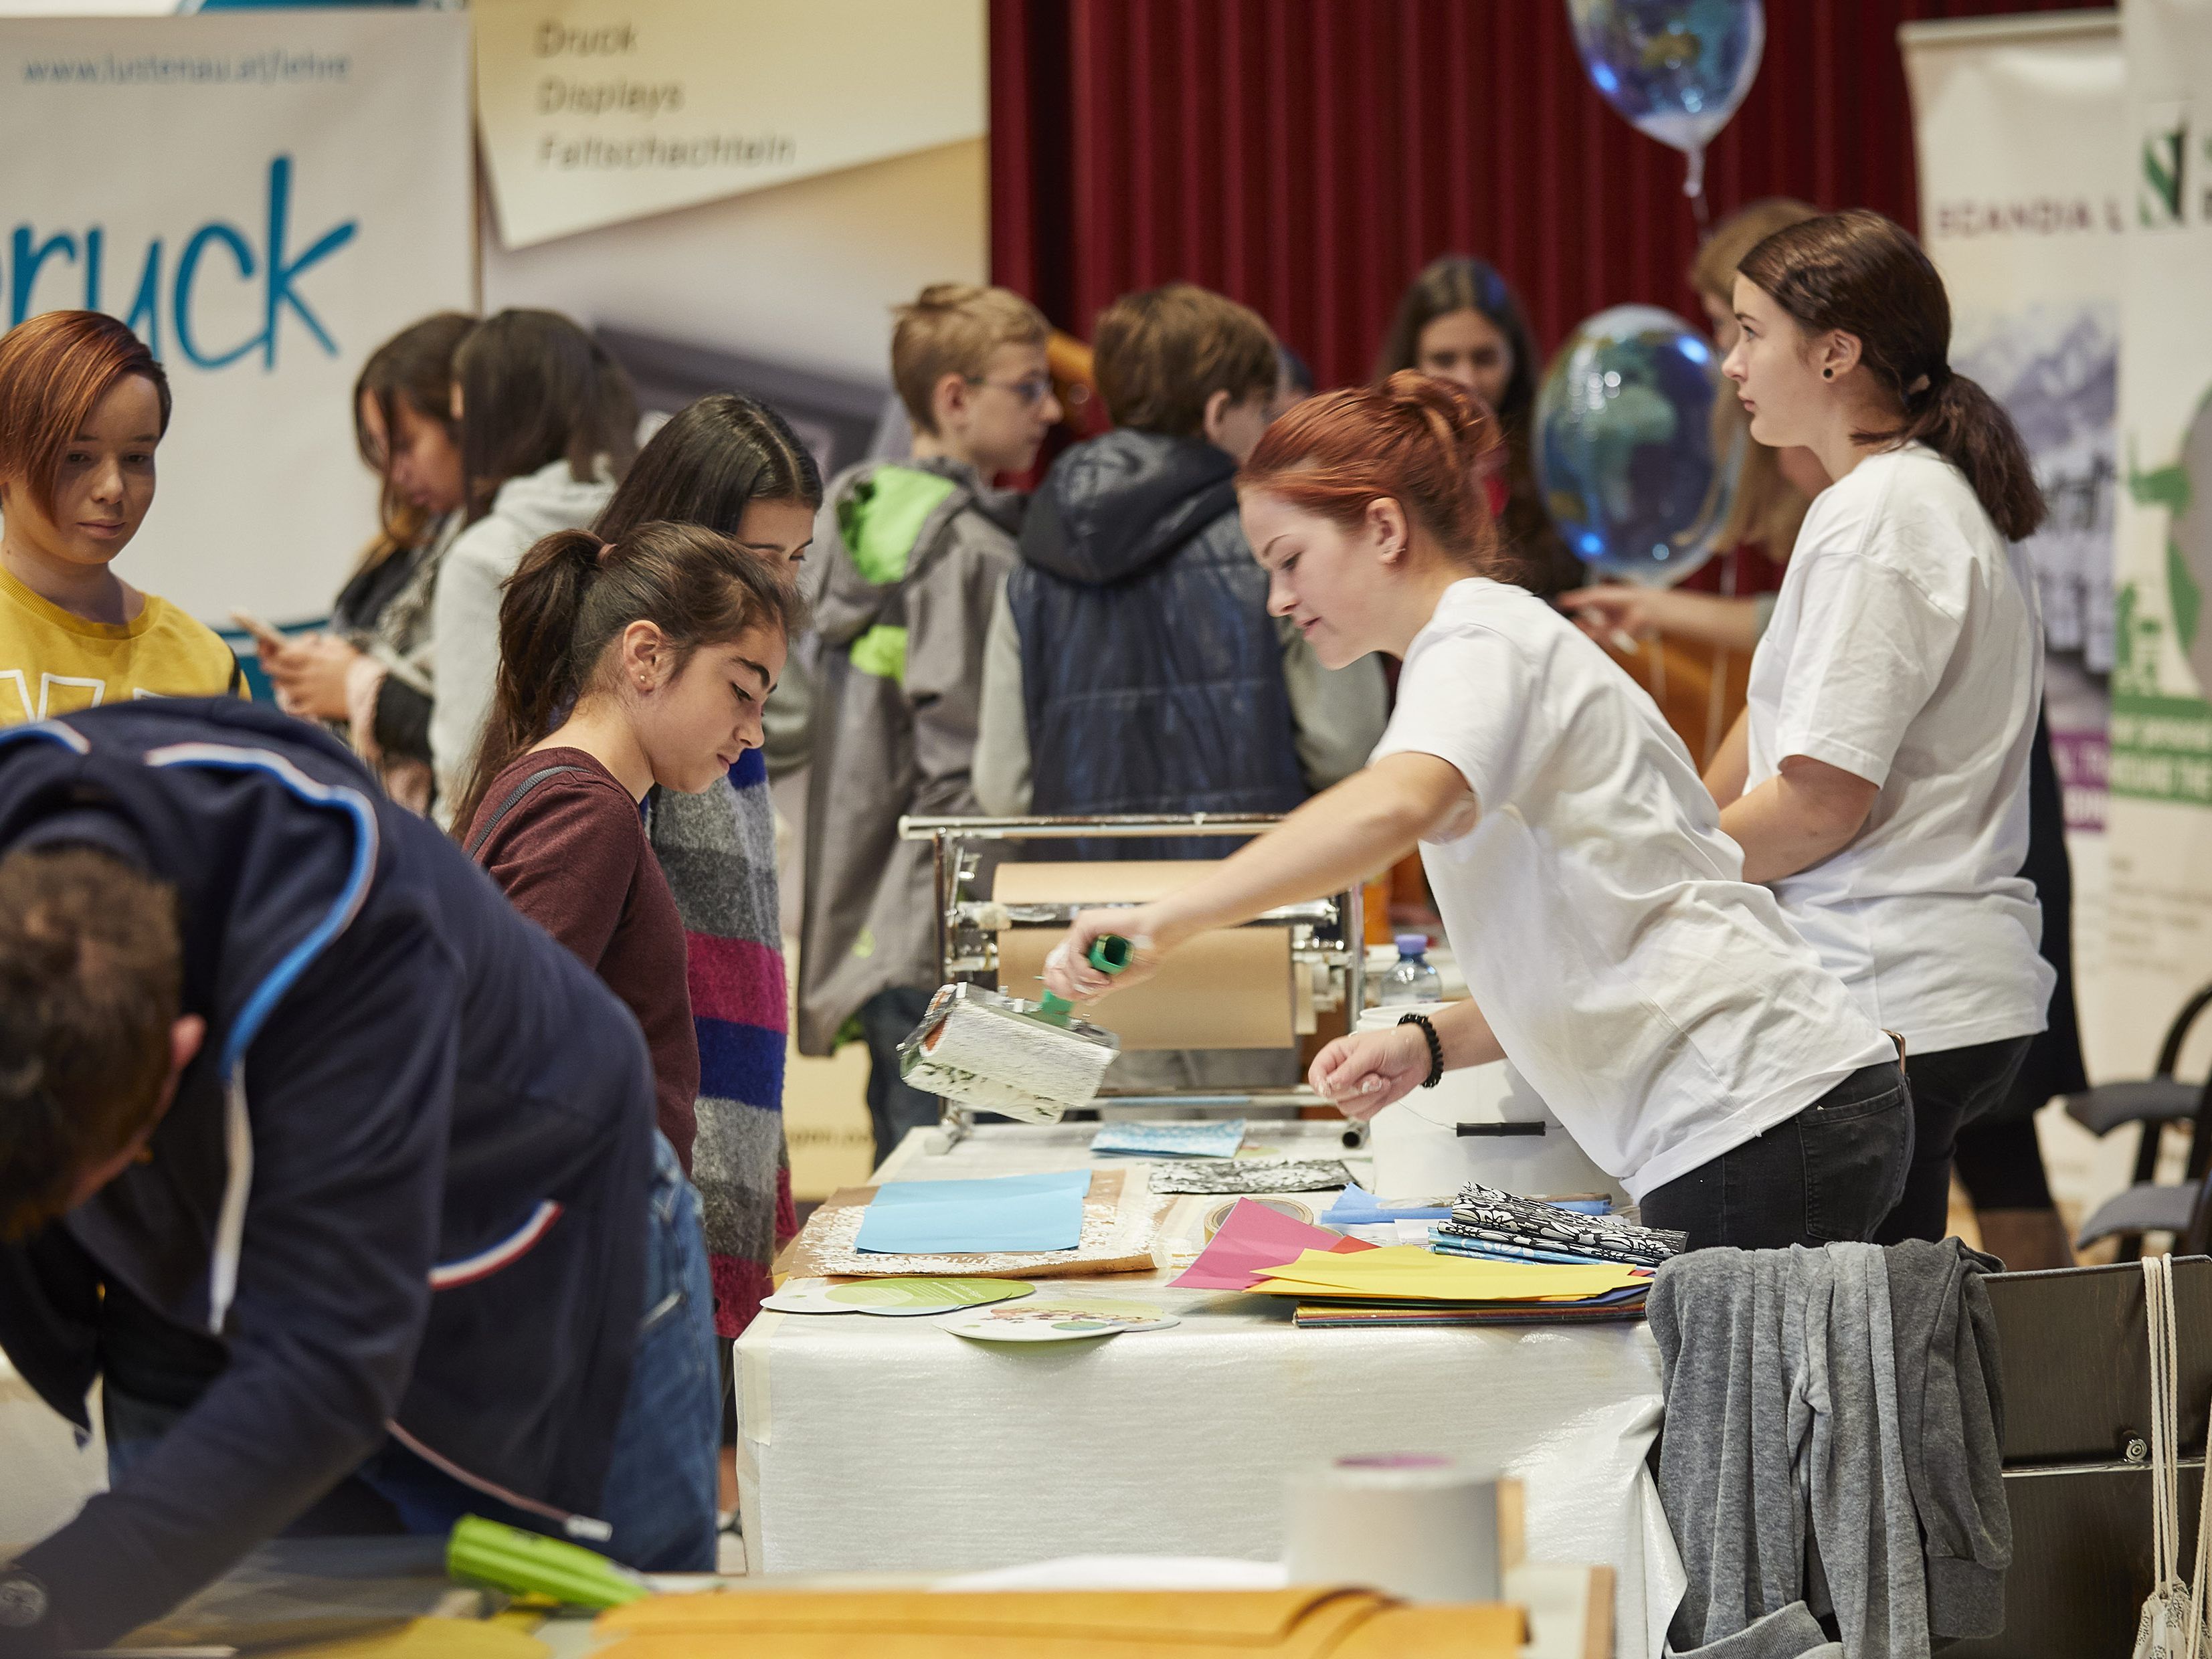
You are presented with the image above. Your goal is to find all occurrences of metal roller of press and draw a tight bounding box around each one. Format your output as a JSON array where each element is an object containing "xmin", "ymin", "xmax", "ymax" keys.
[{"xmin": 899, "ymin": 813, "xmax": 1370, "ymax": 1155}]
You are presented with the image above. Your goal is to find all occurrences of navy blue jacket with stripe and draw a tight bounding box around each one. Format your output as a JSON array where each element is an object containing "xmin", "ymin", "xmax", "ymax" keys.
[{"xmin": 0, "ymin": 700, "xmax": 655, "ymax": 1650}]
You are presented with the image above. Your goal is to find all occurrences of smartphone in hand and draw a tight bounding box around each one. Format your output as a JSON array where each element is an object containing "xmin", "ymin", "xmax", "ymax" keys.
[{"xmin": 230, "ymin": 610, "xmax": 289, "ymax": 652}]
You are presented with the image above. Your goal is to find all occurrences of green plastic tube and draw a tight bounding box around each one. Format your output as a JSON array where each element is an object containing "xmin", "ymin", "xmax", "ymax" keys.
[{"xmin": 446, "ymin": 1514, "xmax": 652, "ymax": 1610}]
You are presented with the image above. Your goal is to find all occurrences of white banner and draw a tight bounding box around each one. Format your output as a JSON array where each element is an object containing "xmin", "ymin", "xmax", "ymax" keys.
[
  {"xmin": 1902, "ymin": 12, "xmax": 2122, "ymax": 842},
  {"xmin": 474, "ymin": 0, "xmax": 986, "ymax": 250},
  {"xmin": 0, "ymin": 10, "xmax": 474, "ymax": 625},
  {"xmin": 2105, "ymin": 0, "xmax": 2212, "ymax": 1074}
]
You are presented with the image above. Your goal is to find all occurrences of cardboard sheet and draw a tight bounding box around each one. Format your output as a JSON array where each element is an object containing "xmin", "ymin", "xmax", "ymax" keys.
[
  {"xmin": 994, "ymin": 863, "xmax": 1292, "ymax": 1052},
  {"xmin": 773, "ymin": 1169, "xmax": 1165, "ymax": 1280}
]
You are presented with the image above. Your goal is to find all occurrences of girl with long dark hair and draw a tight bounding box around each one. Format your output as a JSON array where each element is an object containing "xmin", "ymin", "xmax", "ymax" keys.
[
  {"xmin": 1044, "ymin": 375, "xmax": 1908, "ymax": 1252},
  {"xmin": 591, "ymin": 395, "xmax": 821, "ymax": 1340},
  {"xmin": 1374, "ymin": 256, "xmax": 1578, "ymax": 596},
  {"xmin": 456, "ymin": 518, "xmax": 800, "ymax": 1569},
  {"xmin": 258, "ymin": 312, "xmax": 473, "ymax": 809},
  {"xmin": 429, "ymin": 309, "xmax": 638, "ymax": 819},
  {"xmin": 1708, "ymin": 208, "xmax": 2054, "ymax": 1245}
]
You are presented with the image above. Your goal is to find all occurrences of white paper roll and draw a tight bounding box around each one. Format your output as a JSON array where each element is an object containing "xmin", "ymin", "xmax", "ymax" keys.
[{"xmin": 1283, "ymin": 1454, "xmax": 1500, "ymax": 1603}]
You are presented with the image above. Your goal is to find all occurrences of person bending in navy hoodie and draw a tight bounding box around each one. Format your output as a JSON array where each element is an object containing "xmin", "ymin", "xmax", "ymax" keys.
[{"xmin": 0, "ymin": 698, "xmax": 717, "ymax": 1654}]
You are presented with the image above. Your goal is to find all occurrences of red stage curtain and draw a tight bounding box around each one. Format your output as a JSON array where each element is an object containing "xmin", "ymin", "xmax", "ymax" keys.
[{"xmin": 989, "ymin": 0, "xmax": 2102, "ymax": 383}]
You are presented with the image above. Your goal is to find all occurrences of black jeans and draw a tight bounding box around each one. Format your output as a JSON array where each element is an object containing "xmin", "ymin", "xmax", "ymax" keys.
[
  {"xmin": 1874, "ymin": 1034, "xmax": 2034, "ymax": 1246},
  {"xmin": 1640, "ymin": 1061, "xmax": 1913, "ymax": 1252}
]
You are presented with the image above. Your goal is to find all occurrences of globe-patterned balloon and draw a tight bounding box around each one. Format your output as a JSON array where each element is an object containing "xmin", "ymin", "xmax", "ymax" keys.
[
  {"xmin": 1565, "ymin": 0, "xmax": 1764, "ymax": 157},
  {"xmin": 1535, "ymin": 304, "xmax": 1741, "ymax": 588}
]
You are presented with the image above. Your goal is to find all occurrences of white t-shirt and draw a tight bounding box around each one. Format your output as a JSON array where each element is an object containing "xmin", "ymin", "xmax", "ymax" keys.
[
  {"xmin": 1746, "ymin": 444, "xmax": 2053, "ymax": 1054},
  {"xmin": 1372, "ymin": 579, "xmax": 1896, "ymax": 1201}
]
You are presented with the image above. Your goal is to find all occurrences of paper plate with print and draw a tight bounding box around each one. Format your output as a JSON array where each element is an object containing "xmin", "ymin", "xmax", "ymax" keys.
[{"xmin": 828, "ymin": 1278, "xmax": 1038, "ymax": 1317}]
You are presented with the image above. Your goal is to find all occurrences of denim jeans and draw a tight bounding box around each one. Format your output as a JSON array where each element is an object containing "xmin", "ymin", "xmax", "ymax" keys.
[
  {"xmin": 1875, "ymin": 1035, "xmax": 2034, "ymax": 1247},
  {"xmin": 1639, "ymin": 1061, "xmax": 1914, "ymax": 1252},
  {"xmin": 108, "ymin": 1133, "xmax": 721, "ymax": 1572},
  {"xmin": 858, "ymin": 985, "xmax": 941, "ymax": 1169}
]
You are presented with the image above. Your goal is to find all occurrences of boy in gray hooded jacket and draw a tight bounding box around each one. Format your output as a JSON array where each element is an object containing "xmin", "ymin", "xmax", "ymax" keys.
[{"xmin": 798, "ymin": 284, "xmax": 1062, "ymax": 1165}]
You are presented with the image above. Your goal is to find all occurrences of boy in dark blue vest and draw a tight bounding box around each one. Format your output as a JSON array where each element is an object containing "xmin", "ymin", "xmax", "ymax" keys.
[
  {"xmin": 972, "ymin": 282, "xmax": 1386, "ymax": 857},
  {"xmin": 0, "ymin": 700, "xmax": 716, "ymax": 1654}
]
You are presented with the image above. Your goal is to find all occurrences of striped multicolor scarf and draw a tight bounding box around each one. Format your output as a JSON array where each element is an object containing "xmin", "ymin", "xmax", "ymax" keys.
[{"xmin": 648, "ymin": 747, "xmax": 798, "ymax": 1338}]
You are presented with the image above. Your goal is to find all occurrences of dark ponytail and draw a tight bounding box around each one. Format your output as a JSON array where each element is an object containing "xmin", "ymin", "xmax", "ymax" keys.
[
  {"xmin": 1738, "ymin": 209, "xmax": 2045, "ymax": 543},
  {"xmin": 450, "ymin": 521, "xmax": 805, "ymax": 836}
]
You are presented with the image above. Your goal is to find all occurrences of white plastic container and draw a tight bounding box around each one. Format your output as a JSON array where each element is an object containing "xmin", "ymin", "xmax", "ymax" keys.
[{"xmin": 1356, "ymin": 1004, "xmax": 1623, "ymax": 1205}]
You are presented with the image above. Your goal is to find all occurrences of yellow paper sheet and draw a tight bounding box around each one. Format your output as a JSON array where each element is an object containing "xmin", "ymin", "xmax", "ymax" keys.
[
  {"xmin": 279, "ymin": 1618, "xmax": 549, "ymax": 1658},
  {"xmin": 1245, "ymin": 1246, "xmax": 1646, "ymax": 1302}
]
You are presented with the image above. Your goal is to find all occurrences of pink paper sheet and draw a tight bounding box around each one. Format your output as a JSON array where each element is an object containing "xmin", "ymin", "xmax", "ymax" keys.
[{"xmin": 1169, "ymin": 1197, "xmax": 1377, "ymax": 1290}]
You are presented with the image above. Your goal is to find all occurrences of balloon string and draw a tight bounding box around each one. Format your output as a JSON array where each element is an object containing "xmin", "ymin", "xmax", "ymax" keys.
[{"xmin": 1684, "ymin": 145, "xmax": 1710, "ymax": 231}]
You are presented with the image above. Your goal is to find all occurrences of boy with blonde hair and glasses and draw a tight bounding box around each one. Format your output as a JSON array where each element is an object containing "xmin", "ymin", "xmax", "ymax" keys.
[{"xmin": 798, "ymin": 283, "xmax": 1061, "ymax": 1165}]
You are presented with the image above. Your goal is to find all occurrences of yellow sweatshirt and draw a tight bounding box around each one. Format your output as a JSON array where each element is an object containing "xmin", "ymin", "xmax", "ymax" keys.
[{"xmin": 0, "ymin": 562, "xmax": 240, "ymax": 725}]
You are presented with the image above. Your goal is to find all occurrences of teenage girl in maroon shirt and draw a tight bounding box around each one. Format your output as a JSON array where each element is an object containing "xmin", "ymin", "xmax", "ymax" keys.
[{"xmin": 454, "ymin": 521, "xmax": 800, "ymax": 1170}]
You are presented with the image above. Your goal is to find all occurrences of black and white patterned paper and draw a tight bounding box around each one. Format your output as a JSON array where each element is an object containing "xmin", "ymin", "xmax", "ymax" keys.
[
  {"xmin": 1437, "ymin": 1181, "xmax": 1684, "ymax": 1267},
  {"xmin": 1149, "ymin": 1158, "xmax": 1353, "ymax": 1196}
]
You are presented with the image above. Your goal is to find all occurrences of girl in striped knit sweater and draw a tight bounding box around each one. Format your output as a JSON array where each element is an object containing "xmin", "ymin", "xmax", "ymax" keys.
[{"xmin": 590, "ymin": 397, "xmax": 822, "ymax": 1343}]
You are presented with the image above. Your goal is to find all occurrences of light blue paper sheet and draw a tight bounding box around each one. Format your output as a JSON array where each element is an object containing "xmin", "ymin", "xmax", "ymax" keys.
[
  {"xmin": 1321, "ymin": 1183, "xmax": 1454, "ymax": 1227},
  {"xmin": 1089, "ymin": 1118, "xmax": 1248, "ymax": 1159},
  {"xmin": 855, "ymin": 1169, "xmax": 1091, "ymax": 1254}
]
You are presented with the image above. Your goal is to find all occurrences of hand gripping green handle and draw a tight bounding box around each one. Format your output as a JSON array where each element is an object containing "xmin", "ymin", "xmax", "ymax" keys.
[
  {"xmin": 446, "ymin": 1514, "xmax": 652, "ymax": 1610},
  {"xmin": 1037, "ymin": 934, "xmax": 1134, "ymax": 1023}
]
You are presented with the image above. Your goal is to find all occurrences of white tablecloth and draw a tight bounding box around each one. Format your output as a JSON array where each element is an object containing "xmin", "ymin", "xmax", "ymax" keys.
[{"xmin": 736, "ymin": 1123, "xmax": 1683, "ymax": 1657}]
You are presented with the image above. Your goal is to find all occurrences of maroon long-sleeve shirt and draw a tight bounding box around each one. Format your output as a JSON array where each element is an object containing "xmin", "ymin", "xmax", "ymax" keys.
[{"xmin": 468, "ymin": 747, "xmax": 699, "ymax": 1167}]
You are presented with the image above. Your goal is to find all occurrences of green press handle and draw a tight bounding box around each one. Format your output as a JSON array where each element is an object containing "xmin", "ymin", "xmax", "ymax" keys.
[
  {"xmin": 1034, "ymin": 936, "xmax": 1133, "ymax": 1026},
  {"xmin": 446, "ymin": 1514, "xmax": 652, "ymax": 1610}
]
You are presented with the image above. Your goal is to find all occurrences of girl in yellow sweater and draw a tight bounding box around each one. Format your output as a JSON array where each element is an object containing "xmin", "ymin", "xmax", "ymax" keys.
[{"xmin": 0, "ymin": 310, "xmax": 240, "ymax": 724}]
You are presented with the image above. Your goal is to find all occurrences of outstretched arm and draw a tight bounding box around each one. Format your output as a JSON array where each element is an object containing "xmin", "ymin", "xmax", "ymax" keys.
[{"xmin": 1043, "ymin": 752, "xmax": 1469, "ymax": 999}]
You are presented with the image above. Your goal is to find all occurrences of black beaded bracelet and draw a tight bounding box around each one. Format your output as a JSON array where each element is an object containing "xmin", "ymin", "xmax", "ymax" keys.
[{"xmin": 1397, "ymin": 1011, "xmax": 1445, "ymax": 1088}]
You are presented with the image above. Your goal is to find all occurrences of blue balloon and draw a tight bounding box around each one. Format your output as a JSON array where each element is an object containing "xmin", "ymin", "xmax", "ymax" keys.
[
  {"xmin": 1566, "ymin": 0, "xmax": 1764, "ymax": 159},
  {"xmin": 1535, "ymin": 305, "xmax": 1742, "ymax": 588}
]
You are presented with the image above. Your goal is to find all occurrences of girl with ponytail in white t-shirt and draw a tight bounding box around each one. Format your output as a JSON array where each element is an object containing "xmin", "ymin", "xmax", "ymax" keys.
[
  {"xmin": 1709, "ymin": 209, "xmax": 2054, "ymax": 1246},
  {"xmin": 1042, "ymin": 373, "xmax": 1905, "ymax": 1252}
]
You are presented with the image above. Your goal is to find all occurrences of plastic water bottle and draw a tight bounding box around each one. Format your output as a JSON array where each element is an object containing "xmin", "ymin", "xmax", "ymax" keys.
[{"xmin": 1377, "ymin": 933, "xmax": 1443, "ymax": 1007}]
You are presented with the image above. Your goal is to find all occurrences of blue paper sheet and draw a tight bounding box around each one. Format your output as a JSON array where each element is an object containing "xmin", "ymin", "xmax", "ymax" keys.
[
  {"xmin": 855, "ymin": 1169, "xmax": 1091, "ymax": 1254},
  {"xmin": 1089, "ymin": 1118, "xmax": 1248, "ymax": 1159},
  {"xmin": 1321, "ymin": 1183, "xmax": 1455, "ymax": 1227}
]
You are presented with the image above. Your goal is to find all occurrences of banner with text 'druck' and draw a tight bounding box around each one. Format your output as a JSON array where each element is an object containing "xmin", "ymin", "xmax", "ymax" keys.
[
  {"xmin": 473, "ymin": 0, "xmax": 985, "ymax": 249},
  {"xmin": 0, "ymin": 9, "xmax": 472, "ymax": 627}
]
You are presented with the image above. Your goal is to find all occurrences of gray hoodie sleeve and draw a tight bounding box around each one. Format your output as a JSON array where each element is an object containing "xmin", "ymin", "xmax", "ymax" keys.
[
  {"xmin": 761, "ymin": 658, "xmax": 813, "ymax": 781},
  {"xmin": 1275, "ymin": 620, "xmax": 1389, "ymax": 792},
  {"xmin": 1884, "ymin": 1238, "xmax": 2009, "ymax": 1641},
  {"xmin": 972, "ymin": 580, "xmax": 1031, "ymax": 817},
  {"xmin": 428, "ymin": 520, "xmax": 519, "ymax": 827},
  {"xmin": 905, "ymin": 526, "xmax": 1016, "ymax": 817}
]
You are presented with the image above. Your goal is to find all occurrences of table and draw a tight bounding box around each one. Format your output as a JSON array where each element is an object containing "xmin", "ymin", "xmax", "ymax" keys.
[
  {"xmin": 539, "ymin": 1564, "xmax": 1615, "ymax": 1659},
  {"xmin": 735, "ymin": 1123, "xmax": 1683, "ymax": 1658}
]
